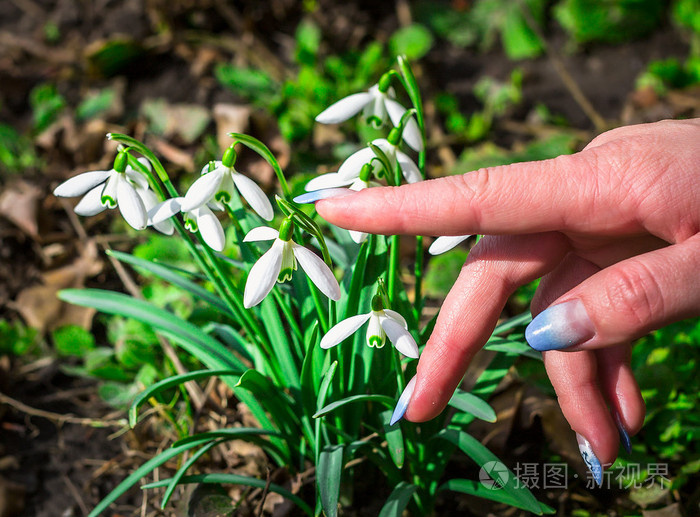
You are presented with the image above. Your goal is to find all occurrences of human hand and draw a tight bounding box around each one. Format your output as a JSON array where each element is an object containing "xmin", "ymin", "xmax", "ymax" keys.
[{"xmin": 315, "ymin": 118, "xmax": 700, "ymax": 472}]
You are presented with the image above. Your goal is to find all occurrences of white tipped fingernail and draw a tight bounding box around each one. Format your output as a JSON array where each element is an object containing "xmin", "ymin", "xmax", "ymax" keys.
[
  {"xmin": 293, "ymin": 188, "xmax": 354, "ymax": 204},
  {"xmin": 390, "ymin": 375, "xmax": 417, "ymax": 425}
]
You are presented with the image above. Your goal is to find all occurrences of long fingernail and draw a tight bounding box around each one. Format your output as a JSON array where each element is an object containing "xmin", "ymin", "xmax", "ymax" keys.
[
  {"xmin": 576, "ymin": 433, "xmax": 603, "ymax": 486},
  {"xmin": 293, "ymin": 188, "xmax": 354, "ymax": 204},
  {"xmin": 390, "ymin": 375, "xmax": 417, "ymax": 425},
  {"xmin": 525, "ymin": 299, "xmax": 594, "ymax": 351},
  {"xmin": 614, "ymin": 412, "xmax": 632, "ymax": 454}
]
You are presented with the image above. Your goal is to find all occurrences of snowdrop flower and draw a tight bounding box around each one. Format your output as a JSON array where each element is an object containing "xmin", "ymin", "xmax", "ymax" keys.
[
  {"xmin": 242, "ymin": 219, "xmax": 340, "ymax": 308},
  {"xmin": 316, "ymin": 74, "xmax": 423, "ymax": 152},
  {"xmin": 428, "ymin": 235, "xmax": 473, "ymax": 255},
  {"xmin": 337, "ymin": 129, "xmax": 421, "ymax": 185},
  {"xmin": 149, "ymin": 197, "xmax": 225, "ymax": 251},
  {"xmin": 54, "ymin": 151, "xmax": 150, "ymax": 231},
  {"xmin": 320, "ymin": 295, "xmax": 419, "ymax": 359},
  {"xmin": 300, "ymin": 164, "xmax": 379, "ymax": 243},
  {"xmin": 181, "ymin": 148, "xmax": 273, "ymax": 221},
  {"xmin": 390, "ymin": 375, "xmax": 416, "ymax": 425}
]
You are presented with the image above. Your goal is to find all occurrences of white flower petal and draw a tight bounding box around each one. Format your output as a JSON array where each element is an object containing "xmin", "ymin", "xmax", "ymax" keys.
[
  {"xmin": 149, "ymin": 197, "xmax": 183, "ymax": 224},
  {"xmin": 138, "ymin": 189, "xmax": 174, "ymax": 235},
  {"xmin": 243, "ymin": 226, "xmax": 279, "ymax": 242},
  {"xmin": 200, "ymin": 161, "xmax": 222, "ymax": 176},
  {"xmin": 390, "ymin": 375, "xmax": 416, "ymax": 425},
  {"xmin": 116, "ymin": 175, "xmax": 147, "ymax": 230},
  {"xmin": 396, "ymin": 151, "xmax": 422, "ymax": 184},
  {"xmin": 126, "ymin": 168, "xmax": 149, "ymax": 190},
  {"xmin": 101, "ymin": 173, "xmax": 119, "ymax": 208},
  {"xmin": 380, "ymin": 317, "xmax": 419, "ymax": 358},
  {"xmin": 428, "ymin": 235, "xmax": 471, "ymax": 255},
  {"xmin": 320, "ymin": 313, "xmax": 372, "ymax": 349},
  {"xmin": 74, "ymin": 185, "xmax": 107, "ymax": 216},
  {"xmin": 366, "ymin": 312, "xmax": 386, "ymax": 348},
  {"xmin": 315, "ymin": 92, "xmax": 373, "ymax": 124},
  {"xmin": 181, "ymin": 167, "xmax": 225, "ymax": 212},
  {"xmin": 338, "ymin": 147, "xmax": 376, "ymax": 181},
  {"xmin": 383, "ymin": 309, "xmax": 408, "ymax": 329},
  {"xmin": 244, "ymin": 240, "xmax": 284, "ymax": 308},
  {"xmin": 304, "ymin": 173, "xmax": 352, "ymax": 191},
  {"xmin": 53, "ymin": 170, "xmax": 111, "ymax": 197},
  {"xmin": 231, "ymin": 172, "xmax": 274, "ymax": 221},
  {"xmin": 349, "ymin": 230, "xmax": 368, "ymax": 244},
  {"xmin": 195, "ymin": 205, "xmax": 225, "ymax": 251},
  {"xmin": 385, "ymin": 98, "xmax": 423, "ymax": 152},
  {"xmin": 292, "ymin": 243, "xmax": 340, "ymax": 301}
]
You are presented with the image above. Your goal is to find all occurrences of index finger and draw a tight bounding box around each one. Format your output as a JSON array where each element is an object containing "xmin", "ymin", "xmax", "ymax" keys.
[{"xmin": 316, "ymin": 149, "xmax": 636, "ymax": 237}]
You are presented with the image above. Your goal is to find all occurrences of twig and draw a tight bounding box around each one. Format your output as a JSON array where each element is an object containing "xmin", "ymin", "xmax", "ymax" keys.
[
  {"xmin": 518, "ymin": 1, "xmax": 608, "ymax": 132},
  {"xmin": 63, "ymin": 474, "xmax": 90, "ymax": 516},
  {"xmin": 0, "ymin": 391, "xmax": 127, "ymax": 428},
  {"xmin": 255, "ymin": 467, "xmax": 273, "ymax": 517}
]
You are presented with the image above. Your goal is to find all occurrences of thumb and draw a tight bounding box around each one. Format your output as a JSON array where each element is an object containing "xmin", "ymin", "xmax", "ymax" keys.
[{"xmin": 525, "ymin": 233, "xmax": 700, "ymax": 352}]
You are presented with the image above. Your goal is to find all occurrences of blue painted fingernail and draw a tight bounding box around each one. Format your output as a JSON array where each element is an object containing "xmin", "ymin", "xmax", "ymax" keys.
[
  {"xmin": 577, "ymin": 433, "xmax": 603, "ymax": 487},
  {"xmin": 615, "ymin": 412, "xmax": 632, "ymax": 454},
  {"xmin": 293, "ymin": 188, "xmax": 354, "ymax": 204},
  {"xmin": 390, "ymin": 375, "xmax": 417, "ymax": 425},
  {"xmin": 525, "ymin": 299, "xmax": 595, "ymax": 351}
]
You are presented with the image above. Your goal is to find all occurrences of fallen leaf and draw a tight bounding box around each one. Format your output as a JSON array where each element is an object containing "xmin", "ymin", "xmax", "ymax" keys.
[
  {"xmin": 0, "ymin": 475, "xmax": 25, "ymax": 517},
  {"xmin": 642, "ymin": 503, "xmax": 682, "ymax": 517},
  {"xmin": 213, "ymin": 103, "xmax": 252, "ymax": 151},
  {"xmin": 0, "ymin": 180, "xmax": 41, "ymax": 239}
]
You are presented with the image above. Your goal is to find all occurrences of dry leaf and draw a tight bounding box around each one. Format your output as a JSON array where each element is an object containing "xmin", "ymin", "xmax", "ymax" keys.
[
  {"xmin": 214, "ymin": 103, "xmax": 252, "ymax": 151},
  {"xmin": 0, "ymin": 180, "xmax": 41, "ymax": 240}
]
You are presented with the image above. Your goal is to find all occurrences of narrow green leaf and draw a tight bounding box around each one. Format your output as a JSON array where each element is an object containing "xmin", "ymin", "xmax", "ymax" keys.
[
  {"xmin": 439, "ymin": 479, "xmax": 555, "ymax": 514},
  {"xmin": 378, "ymin": 482, "xmax": 417, "ymax": 517},
  {"xmin": 493, "ymin": 311, "xmax": 532, "ymax": 335},
  {"xmin": 380, "ymin": 410, "xmax": 405, "ymax": 468},
  {"xmin": 435, "ymin": 429, "xmax": 543, "ymax": 514},
  {"xmin": 160, "ymin": 439, "xmax": 220, "ymax": 507},
  {"xmin": 129, "ymin": 369, "xmax": 238, "ymax": 427},
  {"xmin": 316, "ymin": 360, "xmax": 338, "ymax": 411},
  {"xmin": 172, "ymin": 428, "xmax": 284, "ymax": 461},
  {"xmin": 142, "ymin": 473, "xmax": 313, "ymax": 516},
  {"xmin": 107, "ymin": 250, "xmax": 236, "ymax": 319},
  {"xmin": 314, "ymin": 394, "xmax": 394, "ymax": 418},
  {"xmin": 319, "ymin": 444, "xmax": 344, "ymax": 517},
  {"xmin": 259, "ymin": 295, "xmax": 300, "ymax": 389},
  {"xmin": 485, "ymin": 338, "xmax": 543, "ymax": 360},
  {"xmin": 448, "ymin": 389, "xmax": 497, "ymax": 423},
  {"xmin": 87, "ymin": 434, "xmax": 218, "ymax": 516},
  {"xmin": 203, "ymin": 322, "xmax": 254, "ymax": 364}
]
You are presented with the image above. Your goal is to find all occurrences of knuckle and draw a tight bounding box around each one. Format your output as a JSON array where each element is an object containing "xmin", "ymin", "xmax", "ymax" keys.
[
  {"xmin": 602, "ymin": 262, "xmax": 664, "ymax": 330},
  {"xmin": 455, "ymin": 167, "xmax": 492, "ymax": 227}
]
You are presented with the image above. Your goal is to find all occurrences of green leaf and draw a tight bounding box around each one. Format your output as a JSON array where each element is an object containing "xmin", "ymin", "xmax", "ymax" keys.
[
  {"xmin": 319, "ymin": 444, "xmax": 344, "ymax": 517},
  {"xmin": 29, "ymin": 83, "xmax": 66, "ymax": 133},
  {"xmin": 59, "ymin": 289, "xmax": 245, "ymax": 374},
  {"xmin": 76, "ymin": 88, "xmax": 118, "ymax": 121},
  {"xmin": 52, "ymin": 325, "xmax": 95, "ymax": 357},
  {"xmin": 378, "ymin": 482, "xmax": 417, "ymax": 517},
  {"xmin": 436, "ymin": 429, "xmax": 543, "ymax": 514},
  {"xmin": 129, "ymin": 369, "xmax": 238, "ymax": 427},
  {"xmin": 390, "ymin": 24, "xmax": 434, "ymax": 60},
  {"xmin": 380, "ymin": 410, "xmax": 405, "ymax": 468},
  {"xmin": 448, "ymin": 389, "xmax": 497, "ymax": 423},
  {"xmin": 107, "ymin": 250, "xmax": 235, "ymax": 319},
  {"xmin": 86, "ymin": 37, "xmax": 143, "ymax": 77},
  {"xmin": 484, "ymin": 337, "xmax": 543, "ymax": 360},
  {"xmin": 424, "ymin": 249, "xmax": 469, "ymax": 298},
  {"xmin": 501, "ymin": 7, "xmax": 543, "ymax": 59},
  {"xmin": 314, "ymin": 394, "xmax": 394, "ymax": 418},
  {"xmin": 160, "ymin": 440, "xmax": 220, "ymax": 507},
  {"xmin": 142, "ymin": 473, "xmax": 313, "ymax": 516},
  {"xmin": 440, "ymin": 479, "xmax": 554, "ymax": 514}
]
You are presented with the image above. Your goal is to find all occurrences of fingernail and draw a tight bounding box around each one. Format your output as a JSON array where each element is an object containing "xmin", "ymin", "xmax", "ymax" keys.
[
  {"xmin": 576, "ymin": 433, "xmax": 603, "ymax": 486},
  {"xmin": 293, "ymin": 188, "xmax": 354, "ymax": 204},
  {"xmin": 525, "ymin": 299, "xmax": 594, "ymax": 351},
  {"xmin": 390, "ymin": 375, "xmax": 417, "ymax": 425},
  {"xmin": 614, "ymin": 412, "xmax": 632, "ymax": 454}
]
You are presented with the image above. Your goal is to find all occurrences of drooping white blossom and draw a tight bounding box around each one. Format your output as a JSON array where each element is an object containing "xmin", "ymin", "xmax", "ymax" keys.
[
  {"xmin": 149, "ymin": 197, "xmax": 225, "ymax": 251},
  {"xmin": 242, "ymin": 222, "xmax": 340, "ymax": 308},
  {"xmin": 428, "ymin": 235, "xmax": 472, "ymax": 255},
  {"xmin": 316, "ymin": 83, "xmax": 423, "ymax": 152},
  {"xmin": 320, "ymin": 296, "xmax": 419, "ymax": 359},
  {"xmin": 338, "ymin": 137, "xmax": 421, "ymax": 185}
]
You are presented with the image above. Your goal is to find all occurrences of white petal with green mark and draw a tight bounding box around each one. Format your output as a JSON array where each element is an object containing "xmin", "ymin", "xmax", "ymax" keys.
[
  {"xmin": 366, "ymin": 312, "xmax": 386, "ymax": 348},
  {"xmin": 320, "ymin": 313, "xmax": 372, "ymax": 349},
  {"xmin": 194, "ymin": 205, "xmax": 225, "ymax": 251},
  {"xmin": 74, "ymin": 185, "xmax": 107, "ymax": 216}
]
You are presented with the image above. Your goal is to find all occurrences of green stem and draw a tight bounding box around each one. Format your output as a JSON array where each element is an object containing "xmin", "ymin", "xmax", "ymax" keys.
[{"xmin": 387, "ymin": 235, "xmax": 401, "ymax": 306}]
